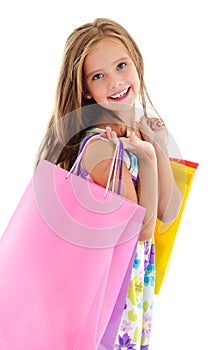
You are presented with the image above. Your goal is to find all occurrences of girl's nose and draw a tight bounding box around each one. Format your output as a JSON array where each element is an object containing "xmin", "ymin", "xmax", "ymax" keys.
[{"xmin": 108, "ymin": 74, "xmax": 123, "ymax": 90}]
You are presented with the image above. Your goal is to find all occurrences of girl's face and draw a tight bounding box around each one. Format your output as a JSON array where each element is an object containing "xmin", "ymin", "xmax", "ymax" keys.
[{"xmin": 84, "ymin": 38, "xmax": 140, "ymax": 115}]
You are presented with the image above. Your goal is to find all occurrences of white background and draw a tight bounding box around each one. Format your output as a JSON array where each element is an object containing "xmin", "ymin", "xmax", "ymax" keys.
[{"xmin": 0, "ymin": 0, "xmax": 219, "ymax": 349}]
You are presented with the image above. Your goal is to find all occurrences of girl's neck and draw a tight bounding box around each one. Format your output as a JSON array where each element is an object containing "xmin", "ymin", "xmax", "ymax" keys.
[
  {"xmin": 95, "ymin": 109, "xmax": 142, "ymax": 138},
  {"xmin": 96, "ymin": 105, "xmax": 137, "ymax": 135}
]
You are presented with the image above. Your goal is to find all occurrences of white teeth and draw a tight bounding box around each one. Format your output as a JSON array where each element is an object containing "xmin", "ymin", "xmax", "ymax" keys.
[{"xmin": 110, "ymin": 88, "xmax": 128, "ymax": 99}]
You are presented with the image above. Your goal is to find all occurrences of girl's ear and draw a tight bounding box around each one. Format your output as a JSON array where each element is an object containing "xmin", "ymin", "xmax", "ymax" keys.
[
  {"xmin": 85, "ymin": 94, "xmax": 92, "ymax": 99},
  {"xmin": 84, "ymin": 91, "xmax": 92, "ymax": 99}
]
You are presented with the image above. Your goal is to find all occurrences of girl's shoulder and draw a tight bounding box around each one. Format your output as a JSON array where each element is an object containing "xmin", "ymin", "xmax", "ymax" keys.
[{"xmin": 80, "ymin": 128, "xmax": 138, "ymax": 184}]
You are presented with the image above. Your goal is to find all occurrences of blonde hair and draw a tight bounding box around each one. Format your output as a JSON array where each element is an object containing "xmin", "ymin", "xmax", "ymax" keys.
[{"xmin": 36, "ymin": 18, "xmax": 157, "ymax": 170}]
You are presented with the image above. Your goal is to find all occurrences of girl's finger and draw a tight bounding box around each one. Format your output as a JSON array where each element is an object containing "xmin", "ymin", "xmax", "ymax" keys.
[
  {"xmin": 130, "ymin": 131, "xmax": 136, "ymax": 141},
  {"xmin": 105, "ymin": 126, "xmax": 112, "ymax": 139},
  {"xmin": 111, "ymin": 131, "xmax": 117, "ymax": 139}
]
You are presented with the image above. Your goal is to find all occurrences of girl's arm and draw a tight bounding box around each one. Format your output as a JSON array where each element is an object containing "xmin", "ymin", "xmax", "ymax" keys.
[
  {"xmin": 139, "ymin": 116, "xmax": 182, "ymax": 223},
  {"xmin": 81, "ymin": 127, "xmax": 158, "ymax": 241},
  {"xmin": 121, "ymin": 131, "xmax": 158, "ymax": 241}
]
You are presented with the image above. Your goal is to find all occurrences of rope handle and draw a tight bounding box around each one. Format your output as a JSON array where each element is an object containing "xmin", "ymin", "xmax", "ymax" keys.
[{"xmin": 65, "ymin": 133, "xmax": 124, "ymax": 197}]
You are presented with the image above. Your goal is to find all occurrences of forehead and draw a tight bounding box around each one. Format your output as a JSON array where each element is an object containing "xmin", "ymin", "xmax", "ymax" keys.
[
  {"xmin": 93, "ymin": 37, "xmax": 128, "ymax": 51},
  {"xmin": 84, "ymin": 38, "xmax": 130, "ymax": 67}
]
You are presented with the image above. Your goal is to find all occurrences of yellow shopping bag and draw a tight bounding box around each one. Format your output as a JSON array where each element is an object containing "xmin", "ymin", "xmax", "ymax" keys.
[{"xmin": 154, "ymin": 159, "xmax": 199, "ymax": 295}]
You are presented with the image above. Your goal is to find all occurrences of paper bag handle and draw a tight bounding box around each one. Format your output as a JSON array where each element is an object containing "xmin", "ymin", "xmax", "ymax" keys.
[{"xmin": 65, "ymin": 133, "xmax": 124, "ymax": 197}]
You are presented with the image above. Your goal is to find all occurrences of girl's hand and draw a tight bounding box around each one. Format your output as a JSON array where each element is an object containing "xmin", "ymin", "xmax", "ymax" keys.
[
  {"xmin": 139, "ymin": 115, "xmax": 168, "ymax": 148},
  {"xmin": 100, "ymin": 126, "xmax": 118, "ymax": 145},
  {"xmin": 100, "ymin": 125, "xmax": 156, "ymax": 161},
  {"xmin": 122, "ymin": 130, "xmax": 156, "ymax": 161}
]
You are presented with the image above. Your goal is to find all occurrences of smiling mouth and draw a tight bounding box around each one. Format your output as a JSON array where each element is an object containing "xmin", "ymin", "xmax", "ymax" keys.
[{"xmin": 108, "ymin": 87, "xmax": 130, "ymax": 100}]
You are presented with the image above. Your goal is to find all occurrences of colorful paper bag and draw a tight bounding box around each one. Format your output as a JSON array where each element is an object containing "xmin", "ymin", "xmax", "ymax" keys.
[
  {"xmin": 0, "ymin": 136, "xmax": 146, "ymax": 350},
  {"xmin": 154, "ymin": 159, "xmax": 199, "ymax": 295}
]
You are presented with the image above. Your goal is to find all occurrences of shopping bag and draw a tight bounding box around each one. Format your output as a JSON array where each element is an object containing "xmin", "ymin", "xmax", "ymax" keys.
[
  {"xmin": 0, "ymin": 135, "xmax": 146, "ymax": 350},
  {"xmin": 154, "ymin": 158, "xmax": 199, "ymax": 295}
]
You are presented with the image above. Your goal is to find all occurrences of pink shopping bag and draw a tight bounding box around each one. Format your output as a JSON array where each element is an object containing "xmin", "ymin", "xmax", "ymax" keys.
[{"xmin": 0, "ymin": 135, "xmax": 145, "ymax": 350}]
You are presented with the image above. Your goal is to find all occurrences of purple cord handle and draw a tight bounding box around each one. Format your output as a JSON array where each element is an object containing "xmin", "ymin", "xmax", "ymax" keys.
[
  {"xmin": 66, "ymin": 133, "xmax": 124, "ymax": 196},
  {"xmin": 116, "ymin": 139, "xmax": 124, "ymax": 194}
]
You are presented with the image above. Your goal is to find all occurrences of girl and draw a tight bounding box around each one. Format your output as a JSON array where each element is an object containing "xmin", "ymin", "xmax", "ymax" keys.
[{"xmin": 36, "ymin": 18, "xmax": 182, "ymax": 349}]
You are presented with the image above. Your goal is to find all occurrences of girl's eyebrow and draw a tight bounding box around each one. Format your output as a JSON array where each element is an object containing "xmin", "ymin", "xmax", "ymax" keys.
[{"xmin": 86, "ymin": 56, "xmax": 130, "ymax": 79}]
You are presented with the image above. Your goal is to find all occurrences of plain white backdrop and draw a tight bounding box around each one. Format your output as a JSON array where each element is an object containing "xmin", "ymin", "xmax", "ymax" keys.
[{"xmin": 0, "ymin": 0, "xmax": 219, "ymax": 349}]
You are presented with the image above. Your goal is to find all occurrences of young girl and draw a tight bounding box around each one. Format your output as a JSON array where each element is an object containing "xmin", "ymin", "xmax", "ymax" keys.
[{"xmin": 36, "ymin": 18, "xmax": 182, "ymax": 349}]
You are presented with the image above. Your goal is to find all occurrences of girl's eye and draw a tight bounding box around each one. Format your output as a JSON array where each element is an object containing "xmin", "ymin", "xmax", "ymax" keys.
[
  {"xmin": 92, "ymin": 73, "xmax": 104, "ymax": 81},
  {"xmin": 117, "ymin": 62, "xmax": 127, "ymax": 70}
]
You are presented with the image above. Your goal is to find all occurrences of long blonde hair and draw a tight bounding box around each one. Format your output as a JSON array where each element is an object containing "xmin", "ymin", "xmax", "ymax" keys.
[{"xmin": 35, "ymin": 18, "xmax": 156, "ymax": 170}]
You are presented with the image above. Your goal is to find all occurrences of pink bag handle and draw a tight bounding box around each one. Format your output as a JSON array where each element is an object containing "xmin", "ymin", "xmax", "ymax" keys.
[{"xmin": 65, "ymin": 133, "xmax": 124, "ymax": 197}]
